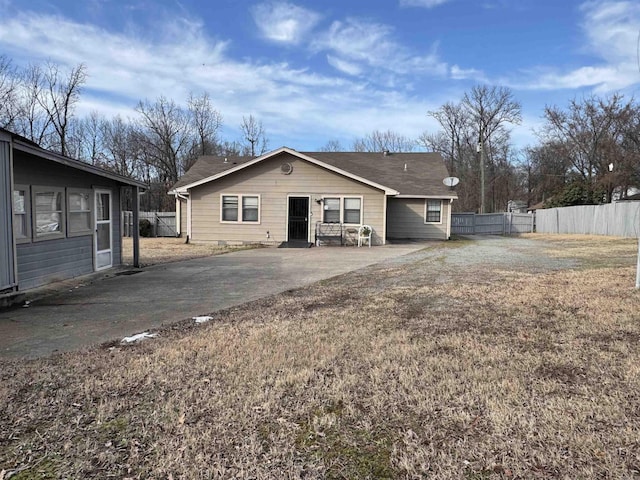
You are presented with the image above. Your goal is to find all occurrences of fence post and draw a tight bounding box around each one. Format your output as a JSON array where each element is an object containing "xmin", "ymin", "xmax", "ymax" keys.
[{"xmin": 531, "ymin": 213, "xmax": 535, "ymax": 233}]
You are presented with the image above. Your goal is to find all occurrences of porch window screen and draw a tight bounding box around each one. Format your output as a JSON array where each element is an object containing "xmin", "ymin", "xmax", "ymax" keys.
[
  {"xmin": 323, "ymin": 198, "xmax": 340, "ymax": 223},
  {"xmin": 242, "ymin": 196, "xmax": 259, "ymax": 222},
  {"xmin": 34, "ymin": 188, "xmax": 64, "ymax": 238},
  {"xmin": 12, "ymin": 188, "xmax": 29, "ymax": 240},
  {"xmin": 222, "ymin": 195, "xmax": 238, "ymax": 221},
  {"xmin": 426, "ymin": 200, "xmax": 442, "ymax": 223},
  {"xmin": 68, "ymin": 190, "xmax": 92, "ymax": 235},
  {"xmin": 343, "ymin": 198, "xmax": 361, "ymax": 224}
]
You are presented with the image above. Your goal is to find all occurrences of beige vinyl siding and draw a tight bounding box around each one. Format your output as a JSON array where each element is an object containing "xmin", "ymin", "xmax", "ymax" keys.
[
  {"xmin": 177, "ymin": 197, "xmax": 187, "ymax": 236},
  {"xmin": 189, "ymin": 152, "xmax": 386, "ymax": 245},
  {"xmin": 386, "ymin": 198, "xmax": 450, "ymax": 240}
]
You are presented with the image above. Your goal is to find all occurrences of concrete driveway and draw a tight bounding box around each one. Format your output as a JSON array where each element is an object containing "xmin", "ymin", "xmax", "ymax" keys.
[{"xmin": 0, "ymin": 244, "xmax": 427, "ymax": 359}]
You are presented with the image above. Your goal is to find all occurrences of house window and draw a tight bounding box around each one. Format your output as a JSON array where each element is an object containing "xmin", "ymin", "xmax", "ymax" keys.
[
  {"xmin": 426, "ymin": 200, "xmax": 442, "ymax": 223},
  {"xmin": 242, "ymin": 196, "xmax": 259, "ymax": 222},
  {"xmin": 323, "ymin": 198, "xmax": 340, "ymax": 223},
  {"xmin": 13, "ymin": 185, "xmax": 31, "ymax": 242},
  {"xmin": 221, "ymin": 194, "xmax": 260, "ymax": 223},
  {"xmin": 33, "ymin": 187, "xmax": 65, "ymax": 240},
  {"xmin": 322, "ymin": 196, "xmax": 363, "ymax": 223},
  {"xmin": 67, "ymin": 189, "xmax": 93, "ymax": 236},
  {"xmin": 222, "ymin": 195, "xmax": 238, "ymax": 221},
  {"xmin": 343, "ymin": 198, "xmax": 361, "ymax": 224}
]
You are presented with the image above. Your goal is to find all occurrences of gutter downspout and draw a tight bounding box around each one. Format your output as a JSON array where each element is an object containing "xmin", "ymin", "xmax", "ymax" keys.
[
  {"xmin": 174, "ymin": 191, "xmax": 188, "ymax": 239},
  {"xmin": 447, "ymin": 198, "xmax": 453, "ymax": 239},
  {"xmin": 9, "ymin": 137, "xmax": 18, "ymax": 290}
]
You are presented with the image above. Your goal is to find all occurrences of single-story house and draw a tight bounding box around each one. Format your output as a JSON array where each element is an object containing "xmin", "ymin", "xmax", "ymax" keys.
[
  {"xmin": 169, "ymin": 148, "xmax": 457, "ymax": 246},
  {"xmin": 0, "ymin": 128, "xmax": 145, "ymax": 302}
]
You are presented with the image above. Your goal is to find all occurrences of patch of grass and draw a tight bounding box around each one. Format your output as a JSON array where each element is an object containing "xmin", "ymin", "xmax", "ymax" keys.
[
  {"xmin": 9, "ymin": 459, "xmax": 60, "ymax": 480},
  {"xmin": 2, "ymin": 235, "xmax": 640, "ymax": 478},
  {"xmin": 121, "ymin": 236, "xmax": 260, "ymax": 266}
]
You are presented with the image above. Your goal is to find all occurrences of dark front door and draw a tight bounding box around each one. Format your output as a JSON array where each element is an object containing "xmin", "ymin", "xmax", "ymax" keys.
[{"xmin": 288, "ymin": 197, "xmax": 309, "ymax": 241}]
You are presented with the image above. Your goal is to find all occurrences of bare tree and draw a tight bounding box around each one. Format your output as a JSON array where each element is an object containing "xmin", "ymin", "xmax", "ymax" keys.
[
  {"xmin": 67, "ymin": 111, "xmax": 107, "ymax": 164},
  {"xmin": 188, "ymin": 92, "xmax": 222, "ymax": 157},
  {"xmin": 460, "ymin": 85, "xmax": 521, "ymax": 212},
  {"xmin": 462, "ymin": 85, "xmax": 521, "ymax": 149},
  {"xmin": 352, "ymin": 129, "xmax": 415, "ymax": 152},
  {"xmin": 0, "ymin": 55, "xmax": 19, "ymax": 129},
  {"xmin": 35, "ymin": 62, "xmax": 87, "ymax": 156},
  {"xmin": 319, "ymin": 139, "xmax": 344, "ymax": 152},
  {"xmin": 240, "ymin": 114, "xmax": 268, "ymax": 156},
  {"xmin": 14, "ymin": 63, "xmax": 52, "ymax": 146},
  {"xmin": 101, "ymin": 115, "xmax": 144, "ymax": 178},
  {"xmin": 217, "ymin": 140, "xmax": 244, "ymax": 157},
  {"xmin": 542, "ymin": 94, "xmax": 634, "ymax": 202},
  {"xmin": 134, "ymin": 96, "xmax": 194, "ymax": 184}
]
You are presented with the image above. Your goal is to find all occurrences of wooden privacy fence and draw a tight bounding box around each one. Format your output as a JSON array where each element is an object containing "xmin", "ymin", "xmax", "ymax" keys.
[
  {"xmin": 536, "ymin": 202, "xmax": 640, "ymax": 237},
  {"xmin": 451, "ymin": 213, "xmax": 534, "ymax": 235},
  {"xmin": 122, "ymin": 211, "xmax": 177, "ymax": 237}
]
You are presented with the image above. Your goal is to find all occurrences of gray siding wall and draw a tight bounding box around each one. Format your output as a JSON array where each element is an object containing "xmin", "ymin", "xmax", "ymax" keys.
[
  {"xmin": 12, "ymin": 150, "xmax": 124, "ymax": 290},
  {"xmin": 17, "ymin": 236, "xmax": 94, "ymax": 290},
  {"xmin": 0, "ymin": 140, "xmax": 15, "ymax": 290},
  {"xmin": 386, "ymin": 198, "xmax": 450, "ymax": 240},
  {"xmin": 189, "ymin": 152, "xmax": 387, "ymax": 245}
]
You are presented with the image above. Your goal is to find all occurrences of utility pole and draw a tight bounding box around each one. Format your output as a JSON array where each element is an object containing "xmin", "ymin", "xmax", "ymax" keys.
[{"xmin": 477, "ymin": 141, "xmax": 485, "ymax": 214}]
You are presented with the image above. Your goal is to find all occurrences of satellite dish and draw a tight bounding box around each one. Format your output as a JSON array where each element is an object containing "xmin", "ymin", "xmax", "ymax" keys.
[{"xmin": 443, "ymin": 176, "xmax": 459, "ymax": 188}]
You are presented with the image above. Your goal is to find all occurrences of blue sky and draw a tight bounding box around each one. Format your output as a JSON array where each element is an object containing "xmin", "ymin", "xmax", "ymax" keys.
[{"xmin": 1, "ymin": 0, "xmax": 639, "ymax": 151}]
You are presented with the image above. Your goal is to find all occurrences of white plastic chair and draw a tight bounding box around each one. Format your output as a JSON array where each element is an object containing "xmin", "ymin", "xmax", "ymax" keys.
[{"xmin": 357, "ymin": 225, "xmax": 372, "ymax": 248}]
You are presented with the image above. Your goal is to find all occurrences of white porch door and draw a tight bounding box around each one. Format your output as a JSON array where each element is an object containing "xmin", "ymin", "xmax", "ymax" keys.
[{"xmin": 95, "ymin": 190, "xmax": 113, "ymax": 270}]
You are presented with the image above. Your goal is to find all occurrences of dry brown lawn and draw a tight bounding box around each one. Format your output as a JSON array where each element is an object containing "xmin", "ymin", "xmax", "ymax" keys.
[
  {"xmin": 121, "ymin": 237, "xmax": 258, "ymax": 266},
  {"xmin": 2, "ymin": 235, "xmax": 640, "ymax": 479}
]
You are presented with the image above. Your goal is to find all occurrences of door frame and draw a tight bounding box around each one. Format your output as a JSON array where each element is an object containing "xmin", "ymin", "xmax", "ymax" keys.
[
  {"xmin": 94, "ymin": 189, "xmax": 113, "ymax": 271},
  {"xmin": 286, "ymin": 195, "xmax": 310, "ymax": 242}
]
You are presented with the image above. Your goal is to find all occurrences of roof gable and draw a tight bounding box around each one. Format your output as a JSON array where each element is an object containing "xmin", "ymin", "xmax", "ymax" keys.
[
  {"xmin": 1, "ymin": 127, "xmax": 146, "ymax": 188},
  {"xmin": 171, "ymin": 147, "xmax": 457, "ymax": 198}
]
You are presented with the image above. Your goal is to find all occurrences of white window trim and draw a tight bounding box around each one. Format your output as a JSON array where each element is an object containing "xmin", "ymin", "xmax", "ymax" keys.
[
  {"xmin": 32, "ymin": 185, "xmax": 66, "ymax": 241},
  {"xmin": 321, "ymin": 195, "xmax": 364, "ymax": 225},
  {"xmin": 67, "ymin": 188, "xmax": 94, "ymax": 237},
  {"xmin": 13, "ymin": 184, "xmax": 31, "ymax": 244},
  {"xmin": 424, "ymin": 199, "xmax": 443, "ymax": 225},
  {"xmin": 220, "ymin": 194, "xmax": 261, "ymax": 224}
]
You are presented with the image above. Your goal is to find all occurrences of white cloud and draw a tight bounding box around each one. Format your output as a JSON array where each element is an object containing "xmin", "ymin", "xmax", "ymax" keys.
[
  {"xmin": 450, "ymin": 64, "xmax": 487, "ymax": 82},
  {"xmin": 326, "ymin": 55, "xmax": 363, "ymax": 76},
  {"xmin": 251, "ymin": 1, "xmax": 321, "ymax": 45},
  {"xmin": 0, "ymin": 10, "xmax": 443, "ymax": 150},
  {"xmin": 313, "ymin": 18, "xmax": 448, "ymax": 78},
  {"xmin": 399, "ymin": 0, "xmax": 451, "ymax": 7},
  {"xmin": 513, "ymin": 0, "xmax": 640, "ymax": 92}
]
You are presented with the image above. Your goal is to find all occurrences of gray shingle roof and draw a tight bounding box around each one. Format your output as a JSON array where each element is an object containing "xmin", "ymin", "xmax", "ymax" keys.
[{"xmin": 171, "ymin": 149, "xmax": 456, "ymax": 198}]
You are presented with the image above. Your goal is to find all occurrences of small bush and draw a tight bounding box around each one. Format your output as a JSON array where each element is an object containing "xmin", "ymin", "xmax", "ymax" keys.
[{"xmin": 139, "ymin": 219, "xmax": 152, "ymax": 237}]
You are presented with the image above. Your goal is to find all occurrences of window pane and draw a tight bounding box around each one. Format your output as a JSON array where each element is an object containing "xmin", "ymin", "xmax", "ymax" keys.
[
  {"xmin": 426, "ymin": 200, "xmax": 441, "ymax": 222},
  {"xmin": 242, "ymin": 196, "xmax": 259, "ymax": 222},
  {"xmin": 344, "ymin": 198, "xmax": 360, "ymax": 210},
  {"xmin": 68, "ymin": 191, "xmax": 92, "ymax": 234},
  {"xmin": 69, "ymin": 192, "xmax": 90, "ymax": 211},
  {"xmin": 70, "ymin": 212, "xmax": 92, "ymax": 232},
  {"xmin": 343, "ymin": 198, "xmax": 361, "ymax": 224},
  {"xmin": 96, "ymin": 193, "xmax": 110, "ymax": 221},
  {"xmin": 97, "ymin": 223, "xmax": 111, "ymax": 250},
  {"xmin": 13, "ymin": 190, "xmax": 25, "ymax": 214},
  {"xmin": 13, "ymin": 190, "xmax": 27, "ymax": 238},
  {"xmin": 35, "ymin": 191, "xmax": 62, "ymax": 234},
  {"xmin": 222, "ymin": 195, "xmax": 238, "ymax": 221},
  {"xmin": 324, "ymin": 198, "xmax": 340, "ymax": 223}
]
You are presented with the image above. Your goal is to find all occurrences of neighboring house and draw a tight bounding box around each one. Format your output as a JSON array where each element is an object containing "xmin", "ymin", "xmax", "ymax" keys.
[
  {"xmin": 0, "ymin": 128, "xmax": 145, "ymax": 301},
  {"xmin": 170, "ymin": 147, "xmax": 457, "ymax": 246}
]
